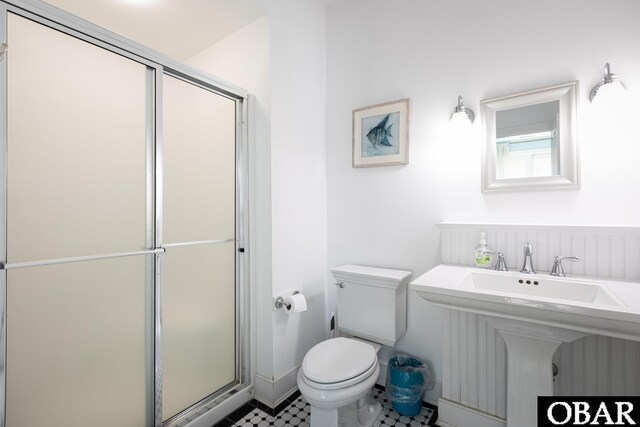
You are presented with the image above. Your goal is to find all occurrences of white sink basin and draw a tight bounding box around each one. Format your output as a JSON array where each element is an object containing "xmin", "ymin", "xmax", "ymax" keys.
[
  {"xmin": 463, "ymin": 270, "xmax": 624, "ymax": 306},
  {"xmin": 412, "ymin": 265, "xmax": 640, "ymax": 427},
  {"xmin": 411, "ymin": 265, "xmax": 640, "ymax": 341}
]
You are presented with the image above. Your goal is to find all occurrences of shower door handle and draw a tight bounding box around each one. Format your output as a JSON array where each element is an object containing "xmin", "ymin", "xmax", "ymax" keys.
[{"xmin": 0, "ymin": 247, "xmax": 166, "ymax": 270}]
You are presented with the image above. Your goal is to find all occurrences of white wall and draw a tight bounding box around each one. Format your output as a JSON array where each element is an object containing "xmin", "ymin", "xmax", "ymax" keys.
[
  {"xmin": 263, "ymin": 0, "xmax": 327, "ymax": 388},
  {"xmin": 326, "ymin": 0, "xmax": 640, "ymax": 399},
  {"xmin": 188, "ymin": 0, "xmax": 328, "ymax": 406}
]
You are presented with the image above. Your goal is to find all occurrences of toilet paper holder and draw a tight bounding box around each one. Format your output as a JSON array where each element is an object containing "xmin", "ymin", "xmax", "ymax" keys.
[{"xmin": 274, "ymin": 291, "xmax": 300, "ymax": 310}]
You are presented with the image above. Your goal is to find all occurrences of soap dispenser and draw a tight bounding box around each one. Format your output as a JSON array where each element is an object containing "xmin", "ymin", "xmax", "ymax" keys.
[{"xmin": 475, "ymin": 232, "xmax": 494, "ymax": 268}]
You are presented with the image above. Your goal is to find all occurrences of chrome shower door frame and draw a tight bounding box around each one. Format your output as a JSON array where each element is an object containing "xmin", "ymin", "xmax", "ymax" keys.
[{"xmin": 0, "ymin": 1, "xmax": 252, "ymax": 426}]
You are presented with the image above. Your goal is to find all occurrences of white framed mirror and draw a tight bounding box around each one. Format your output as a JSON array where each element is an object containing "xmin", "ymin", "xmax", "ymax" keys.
[{"xmin": 481, "ymin": 81, "xmax": 579, "ymax": 193}]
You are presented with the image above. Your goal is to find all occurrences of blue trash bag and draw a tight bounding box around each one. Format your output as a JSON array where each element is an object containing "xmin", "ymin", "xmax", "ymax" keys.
[{"xmin": 385, "ymin": 354, "xmax": 434, "ymax": 417}]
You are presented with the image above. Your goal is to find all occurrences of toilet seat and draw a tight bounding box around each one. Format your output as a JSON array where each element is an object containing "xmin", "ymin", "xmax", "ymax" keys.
[
  {"xmin": 297, "ymin": 363, "xmax": 381, "ymax": 412},
  {"xmin": 302, "ymin": 359, "xmax": 377, "ymax": 391},
  {"xmin": 301, "ymin": 337, "xmax": 378, "ymax": 391}
]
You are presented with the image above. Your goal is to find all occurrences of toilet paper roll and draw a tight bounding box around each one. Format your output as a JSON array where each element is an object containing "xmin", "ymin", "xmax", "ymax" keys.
[{"xmin": 284, "ymin": 293, "xmax": 307, "ymax": 315}]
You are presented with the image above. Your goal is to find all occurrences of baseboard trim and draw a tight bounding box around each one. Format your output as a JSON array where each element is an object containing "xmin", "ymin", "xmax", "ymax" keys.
[
  {"xmin": 436, "ymin": 398, "xmax": 506, "ymax": 427},
  {"xmin": 255, "ymin": 364, "xmax": 301, "ymax": 407}
]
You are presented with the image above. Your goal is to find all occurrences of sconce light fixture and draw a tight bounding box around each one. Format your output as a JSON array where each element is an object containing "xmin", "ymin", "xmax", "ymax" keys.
[
  {"xmin": 451, "ymin": 95, "xmax": 475, "ymax": 124},
  {"xmin": 589, "ymin": 62, "xmax": 626, "ymax": 103}
]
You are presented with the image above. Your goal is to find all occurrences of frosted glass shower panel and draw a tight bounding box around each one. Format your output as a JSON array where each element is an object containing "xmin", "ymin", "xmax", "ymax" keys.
[
  {"xmin": 163, "ymin": 75, "xmax": 236, "ymax": 244},
  {"xmin": 7, "ymin": 13, "xmax": 147, "ymax": 263},
  {"xmin": 6, "ymin": 257, "xmax": 148, "ymax": 427},
  {"xmin": 162, "ymin": 243, "xmax": 236, "ymax": 420}
]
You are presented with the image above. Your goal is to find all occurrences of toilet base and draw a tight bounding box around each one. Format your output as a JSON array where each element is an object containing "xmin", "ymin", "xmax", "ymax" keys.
[{"xmin": 310, "ymin": 392, "xmax": 381, "ymax": 427}]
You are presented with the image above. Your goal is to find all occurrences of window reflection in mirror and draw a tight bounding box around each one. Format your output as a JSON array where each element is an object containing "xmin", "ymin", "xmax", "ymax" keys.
[{"xmin": 495, "ymin": 100, "xmax": 559, "ymax": 180}]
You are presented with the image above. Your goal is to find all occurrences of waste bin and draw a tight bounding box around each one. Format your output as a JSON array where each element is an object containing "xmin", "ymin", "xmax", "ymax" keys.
[{"xmin": 386, "ymin": 354, "xmax": 428, "ymax": 417}]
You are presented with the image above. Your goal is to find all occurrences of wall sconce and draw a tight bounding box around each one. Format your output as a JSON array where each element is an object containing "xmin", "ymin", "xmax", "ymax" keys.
[
  {"xmin": 451, "ymin": 95, "xmax": 475, "ymax": 124},
  {"xmin": 589, "ymin": 62, "xmax": 626, "ymax": 103}
]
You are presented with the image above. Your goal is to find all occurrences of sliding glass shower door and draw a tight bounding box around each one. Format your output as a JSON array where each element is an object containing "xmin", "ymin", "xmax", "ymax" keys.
[
  {"xmin": 2, "ymin": 8, "xmax": 246, "ymax": 427},
  {"xmin": 6, "ymin": 13, "xmax": 149, "ymax": 427},
  {"xmin": 161, "ymin": 76, "xmax": 237, "ymax": 421}
]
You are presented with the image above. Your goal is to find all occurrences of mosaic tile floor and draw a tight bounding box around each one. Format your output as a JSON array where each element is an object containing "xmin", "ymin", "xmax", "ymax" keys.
[{"xmin": 215, "ymin": 385, "xmax": 437, "ymax": 427}]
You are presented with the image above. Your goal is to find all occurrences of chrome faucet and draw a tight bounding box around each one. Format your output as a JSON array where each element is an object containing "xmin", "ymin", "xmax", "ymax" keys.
[
  {"xmin": 520, "ymin": 243, "xmax": 536, "ymax": 274},
  {"xmin": 494, "ymin": 252, "xmax": 508, "ymax": 271},
  {"xmin": 550, "ymin": 256, "xmax": 581, "ymax": 277}
]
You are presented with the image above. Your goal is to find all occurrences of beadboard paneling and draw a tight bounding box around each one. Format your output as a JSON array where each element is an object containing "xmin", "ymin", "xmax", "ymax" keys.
[
  {"xmin": 442, "ymin": 313, "xmax": 640, "ymax": 420},
  {"xmin": 554, "ymin": 337, "xmax": 640, "ymax": 397},
  {"xmin": 442, "ymin": 310, "xmax": 507, "ymax": 418},
  {"xmin": 438, "ymin": 223, "xmax": 640, "ymax": 420},
  {"xmin": 439, "ymin": 223, "xmax": 640, "ymax": 281}
]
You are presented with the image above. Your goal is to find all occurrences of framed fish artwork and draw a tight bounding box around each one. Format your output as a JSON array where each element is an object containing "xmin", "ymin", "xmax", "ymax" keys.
[{"xmin": 352, "ymin": 98, "xmax": 410, "ymax": 167}]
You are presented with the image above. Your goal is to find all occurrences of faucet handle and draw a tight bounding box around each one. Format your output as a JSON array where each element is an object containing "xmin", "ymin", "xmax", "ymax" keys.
[
  {"xmin": 550, "ymin": 256, "xmax": 581, "ymax": 277},
  {"xmin": 556, "ymin": 256, "xmax": 580, "ymax": 262},
  {"xmin": 494, "ymin": 252, "xmax": 508, "ymax": 271}
]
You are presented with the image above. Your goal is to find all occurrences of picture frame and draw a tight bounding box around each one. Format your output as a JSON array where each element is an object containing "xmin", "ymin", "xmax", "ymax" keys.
[{"xmin": 352, "ymin": 98, "xmax": 410, "ymax": 168}]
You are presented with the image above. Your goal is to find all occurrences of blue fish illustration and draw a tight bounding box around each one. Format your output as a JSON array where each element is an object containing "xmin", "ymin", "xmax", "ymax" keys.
[{"xmin": 366, "ymin": 114, "xmax": 393, "ymax": 147}]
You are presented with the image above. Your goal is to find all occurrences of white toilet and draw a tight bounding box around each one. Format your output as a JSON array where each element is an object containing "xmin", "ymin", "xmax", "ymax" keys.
[{"xmin": 297, "ymin": 264, "xmax": 412, "ymax": 427}]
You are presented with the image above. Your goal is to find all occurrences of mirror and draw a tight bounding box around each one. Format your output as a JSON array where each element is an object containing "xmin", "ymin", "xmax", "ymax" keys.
[
  {"xmin": 481, "ymin": 82, "xmax": 578, "ymax": 192},
  {"xmin": 496, "ymin": 100, "xmax": 559, "ymax": 179}
]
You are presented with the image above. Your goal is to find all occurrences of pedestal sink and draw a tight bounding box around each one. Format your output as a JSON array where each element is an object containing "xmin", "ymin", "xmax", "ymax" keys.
[{"xmin": 411, "ymin": 265, "xmax": 640, "ymax": 427}]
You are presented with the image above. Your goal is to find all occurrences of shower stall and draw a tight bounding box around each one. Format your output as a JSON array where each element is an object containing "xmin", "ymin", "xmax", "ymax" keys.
[{"xmin": 0, "ymin": 1, "xmax": 250, "ymax": 426}]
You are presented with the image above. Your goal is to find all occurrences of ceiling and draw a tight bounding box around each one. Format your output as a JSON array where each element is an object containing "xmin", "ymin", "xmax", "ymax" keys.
[{"xmin": 43, "ymin": 0, "xmax": 267, "ymax": 60}]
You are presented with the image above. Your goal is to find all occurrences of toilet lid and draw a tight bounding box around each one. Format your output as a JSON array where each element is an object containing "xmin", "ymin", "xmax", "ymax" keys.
[{"xmin": 302, "ymin": 337, "xmax": 377, "ymax": 384}]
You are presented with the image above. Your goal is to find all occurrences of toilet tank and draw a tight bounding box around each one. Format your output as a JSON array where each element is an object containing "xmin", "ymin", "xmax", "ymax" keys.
[{"xmin": 331, "ymin": 264, "xmax": 412, "ymax": 347}]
